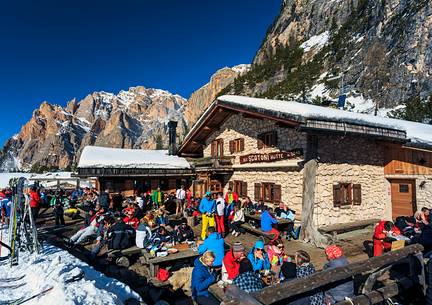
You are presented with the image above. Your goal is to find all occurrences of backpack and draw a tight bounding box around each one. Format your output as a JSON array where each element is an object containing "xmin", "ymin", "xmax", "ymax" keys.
[{"xmin": 157, "ymin": 268, "xmax": 170, "ymax": 282}]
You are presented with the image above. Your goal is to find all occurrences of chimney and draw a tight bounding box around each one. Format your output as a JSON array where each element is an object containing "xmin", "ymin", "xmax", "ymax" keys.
[{"xmin": 168, "ymin": 120, "xmax": 178, "ymax": 155}]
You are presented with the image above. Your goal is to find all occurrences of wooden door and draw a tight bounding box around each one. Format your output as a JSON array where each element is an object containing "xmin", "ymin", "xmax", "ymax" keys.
[{"xmin": 390, "ymin": 179, "xmax": 416, "ymax": 219}]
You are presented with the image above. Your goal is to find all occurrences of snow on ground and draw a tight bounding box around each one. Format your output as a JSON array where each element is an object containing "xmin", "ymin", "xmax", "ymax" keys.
[
  {"xmin": 218, "ymin": 95, "xmax": 432, "ymax": 146},
  {"xmin": 78, "ymin": 146, "xmax": 191, "ymax": 169},
  {"xmin": 300, "ymin": 31, "xmax": 330, "ymax": 52},
  {"xmin": 0, "ymin": 227, "xmax": 141, "ymax": 305}
]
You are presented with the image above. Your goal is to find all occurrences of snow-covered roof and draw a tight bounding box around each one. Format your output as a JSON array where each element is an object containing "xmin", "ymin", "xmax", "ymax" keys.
[
  {"xmin": 78, "ymin": 146, "xmax": 191, "ymax": 169},
  {"xmin": 217, "ymin": 95, "xmax": 432, "ymax": 147},
  {"xmin": 29, "ymin": 171, "xmax": 73, "ymax": 180}
]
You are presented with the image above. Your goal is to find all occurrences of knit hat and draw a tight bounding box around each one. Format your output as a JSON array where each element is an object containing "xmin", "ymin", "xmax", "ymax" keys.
[
  {"xmin": 325, "ymin": 245, "xmax": 344, "ymax": 260},
  {"xmin": 254, "ymin": 240, "xmax": 265, "ymax": 250},
  {"xmin": 232, "ymin": 242, "xmax": 244, "ymax": 253},
  {"xmin": 205, "ymin": 191, "xmax": 212, "ymax": 196},
  {"xmin": 281, "ymin": 262, "xmax": 297, "ymax": 280}
]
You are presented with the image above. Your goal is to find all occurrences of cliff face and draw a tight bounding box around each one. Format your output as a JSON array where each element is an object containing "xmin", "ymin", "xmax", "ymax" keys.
[
  {"xmin": 0, "ymin": 87, "xmax": 187, "ymax": 171},
  {"xmin": 222, "ymin": 0, "xmax": 432, "ymax": 114},
  {"xmin": 184, "ymin": 64, "xmax": 250, "ymax": 127}
]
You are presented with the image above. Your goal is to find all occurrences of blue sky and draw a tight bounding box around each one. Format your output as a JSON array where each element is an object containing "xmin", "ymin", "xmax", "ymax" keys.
[{"xmin": 0, "ymin": 0, "xmax": 281, "ymax": 146}]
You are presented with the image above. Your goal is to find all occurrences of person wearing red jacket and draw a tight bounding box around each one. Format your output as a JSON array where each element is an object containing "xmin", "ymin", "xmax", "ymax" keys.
[
  {"xmin": 373, "ymin": 220, "xmax": 401, "ymax": 256},
  {"xmin": 29, "ymin": 186, "xmax": 41, "ymax": 220},
  {"xmin": 222, "ymin": 242, "xmax": 245, "ymax": 283}
]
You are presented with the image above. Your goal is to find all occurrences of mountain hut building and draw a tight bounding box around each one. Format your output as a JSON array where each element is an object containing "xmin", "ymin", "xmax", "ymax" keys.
[{"xmin": 178, "ymin": 95, "xmax": 432, "ymax": 227}]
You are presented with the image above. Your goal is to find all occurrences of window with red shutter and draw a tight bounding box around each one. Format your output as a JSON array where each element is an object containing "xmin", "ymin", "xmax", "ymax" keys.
[
  {"xmin": 229, "ymin": 140, "xmax": 235, "ymax": 154},
  {"xmin": 257, "ymin": 131, "xmax": 278, "ymax": 148},
  {"xmin": 254, "ymin": 183, "xmax": 262, "ymax": 201},
  {"xmin": 240, "ymin": 138, "xmax": 245, "ymax": 151},
  {"xmin": 333, "ymin": 184, "xmax": 342, "ymax": 207},
  {"xmin": 241, "ymin": 181, "xmax": 248, "ymax": 197},
  {"xmin": 211, "ymin": 139, "xmax": 224, "ymax": 157},
  {"xmin": 273, "ymin": 184, "xmax": 282, "ymax": 202}
]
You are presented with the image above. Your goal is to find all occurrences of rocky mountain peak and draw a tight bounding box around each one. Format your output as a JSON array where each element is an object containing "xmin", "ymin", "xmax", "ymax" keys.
[{"xmin": 0, "ymin": 87, "xmax": 187, "ymax": 172}]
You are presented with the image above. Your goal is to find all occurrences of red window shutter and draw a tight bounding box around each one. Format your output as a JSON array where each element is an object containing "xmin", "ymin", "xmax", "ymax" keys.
[
  {"xmin": 211, "ymin": 141, "xmax": 216, "ymax": 157},
  {"xmin": 240, "ymin": 138, "xmax": 245, "ymax": 151},
  {"xmin": 257, "ymin": 133, "xmax": 264, "ymax": 149},
  {"xmin": 254, "ymin": 183, "xmax": 261, "ymax": 201},
  {"xmin": 347, "ymin": 184, "xmax": 353, "ymax": 205},
  {"xmin": 353, "ymin": 184, "xmax": 362, "ymax": 205},
  {"xmin": 229, "ymin": 140, "xmax": 235, "ymax": 154},
  {"xmin": 274, "ymin": 184, "xmax": 282, "ymax": 202},
  {"xmin": 333, "ymin": 184, "xmax": 341, "ymax": 207},
  {"xmin": 241, "ymin": 181, "xmax": 248, "ymax": 197},
  {"xmin": 219, "ymin": 139, "xmax": 224, "ymax": 157},
  {"xmin": 229, "ymin": 181, "xmax": 233, "ymax": 191}
]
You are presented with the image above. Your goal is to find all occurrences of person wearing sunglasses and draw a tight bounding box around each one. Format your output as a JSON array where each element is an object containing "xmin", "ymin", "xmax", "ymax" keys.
[
  {"xmin": 247, "ymin": 240, "xmax": 270, "ymax": 272},
  {"xmin": 267, "ymin": 239, "xmax": 290, "ymax": 274}
]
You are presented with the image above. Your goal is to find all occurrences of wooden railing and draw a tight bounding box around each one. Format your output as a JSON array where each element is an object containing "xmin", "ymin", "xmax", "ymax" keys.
[{"xmin": 219, "ymin": 244, "xmax": 425, "ymax": 305}]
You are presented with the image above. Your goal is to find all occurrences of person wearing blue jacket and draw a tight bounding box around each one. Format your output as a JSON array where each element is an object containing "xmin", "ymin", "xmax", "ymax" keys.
[
  {"xmin": 199, "ymin": 191, "xmax": 215, "ymax": 240},
  {"xmin": 198, "ymin": 226, "xmax": 225, "ymax": 267},
  {"xmin": 261, "ymin": 207, "xmax": 280, "ymax": 241},
  {"xmin": 247, "ymin": 240, "xmax": 270, "ymax": 272},
  {"xmin": 191, "ymin": 251, "xmax": 219, "ymax": 305}
]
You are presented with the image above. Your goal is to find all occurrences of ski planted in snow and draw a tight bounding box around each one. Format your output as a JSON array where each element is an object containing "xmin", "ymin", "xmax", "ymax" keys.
[{"xmin": 0, "ymin": 275, "xmax": 25, "ymax": 282}]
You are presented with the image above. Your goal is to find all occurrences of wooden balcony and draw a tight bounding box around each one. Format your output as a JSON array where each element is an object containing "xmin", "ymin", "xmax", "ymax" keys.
[{"xmin": 190, "ymin": 156, "xmax": 234, "ymax": 172}]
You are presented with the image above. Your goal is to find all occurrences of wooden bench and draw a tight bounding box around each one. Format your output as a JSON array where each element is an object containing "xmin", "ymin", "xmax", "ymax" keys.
[
  {"xmin": 318, "ymin": 219, "xmax": 379, "ymax": 241},
  {"xmin": 240, "ymin": 223, "xmax": 273, "ymax": 241},
  {"xmin": 141, "ymin": 248, "xmax": 200, "ymax": 277}
]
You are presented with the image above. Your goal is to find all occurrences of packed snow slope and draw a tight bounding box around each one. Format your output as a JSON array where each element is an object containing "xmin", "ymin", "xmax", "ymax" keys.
[{"xmin": 0, "ymin": 227, "xmax": 141, "ymax": 305}]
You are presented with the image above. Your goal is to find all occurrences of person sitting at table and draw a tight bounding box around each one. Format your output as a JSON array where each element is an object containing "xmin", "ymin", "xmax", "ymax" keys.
[
  {"xmin": 222, "ymin": 242, "xmax": 245, "ymax": 283},
  {"xmin": 266, "ymin": 239, "xmax": 290, "ymax": 274},
  {"xmin": 198, "ymin": 226, "xmax": 224, "ymax": 268},
  {"xmin": 123, "ymin": 208, "xmax": 139, "ymax": 229},
  {"xmin": 280, "ymin": 262, "xmax": 310, "ymax": 305},
  {"xmin": 155, "ymin": 208, "xmax": 169, "ymax": 227},
  {"xmin": 247, "ymin": 240, "xmax": 270, "ymax": 272},
  {"xmin": 295, "ymin": 250, "xmax": 325, "ymax": 305},
  {"xmin": 144, "ymin": 210, "xmax": 156, "ymax": 229},
  {"xmin": 261, "ymin": 206, "xmax": 280, "ymax": 242},
  {"xmin": 373, "ymin": 220, "xmax": 401, "ymax": 256},
  {"xmin": 233, "ymin": 258, "xmax": 265, "ymax": 293},
  {"xmin": 174, "ymin": 218, "xmax": 195, "ymax": 242},
  {"xmin": 136, "ymin": 218, "xmax": 153, "ymax": 249},
  {"xmin": 228, "ymin": 204, "xmax": 245, "ymax": 237},
  {"xmin": 278, "ymin": 203, "xmax": 300, "ymax": 240},
  {"xmin": 191, "ymin": 251, "xmax": 219, "ymax": 305},
  {"xmin": 323, "ymin": 245, "xmax": 354, "ymax": 304},
  {"xmin": 149, "ymin": 225, "xmax": 173, "ymax": 248}
]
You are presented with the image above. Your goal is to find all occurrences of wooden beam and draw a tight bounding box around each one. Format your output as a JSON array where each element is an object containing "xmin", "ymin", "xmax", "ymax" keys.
[
  {"xmin": 335, "ymin": 277, "xmax": 414, "ymax": 305},
  {"xmin": 192, "ymin": 140, "xmax": 205, "ymax": 146},
  {"xmin": 252, "ymin": 244, "xmax": 424, "ymax": 305}
]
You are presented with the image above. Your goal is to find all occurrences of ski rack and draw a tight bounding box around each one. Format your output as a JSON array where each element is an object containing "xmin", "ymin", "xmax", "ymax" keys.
[{"xmin": 8, "ymin": 177, "xmax": 40, "ymax": 267}]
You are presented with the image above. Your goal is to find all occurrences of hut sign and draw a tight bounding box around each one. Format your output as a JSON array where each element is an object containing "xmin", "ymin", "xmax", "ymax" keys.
[{"xmin": 239, "ymin": 149, "xmax": 303, "ymax": 164}]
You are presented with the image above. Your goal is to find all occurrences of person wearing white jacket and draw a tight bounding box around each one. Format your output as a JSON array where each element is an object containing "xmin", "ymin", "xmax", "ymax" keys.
[
  {"xmin": 136, "ymin": 219, "xmax": 153, "ymax": 248},
  {"xmin": 215, "ymin": 192, "xmax": 226, "ymax": 236}
]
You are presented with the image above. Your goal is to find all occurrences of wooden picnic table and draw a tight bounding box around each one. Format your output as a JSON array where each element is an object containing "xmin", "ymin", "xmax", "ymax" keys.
[
  {"xmin": 245, "ymin": 213, "xmax": 293, "ymax": 228},
  {"xmin": 142, "ymin": 248, "xmax": 200, "ymax": 277},
  {"xmin": 209, "ymin": 283, "xmax": 225, "ymax": 301}
]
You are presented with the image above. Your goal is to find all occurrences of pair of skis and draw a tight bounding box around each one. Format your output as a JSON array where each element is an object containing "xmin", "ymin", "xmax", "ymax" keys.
[{"xmin": 0, "ymin": 286, "xmax": 53, "ymax": 305}]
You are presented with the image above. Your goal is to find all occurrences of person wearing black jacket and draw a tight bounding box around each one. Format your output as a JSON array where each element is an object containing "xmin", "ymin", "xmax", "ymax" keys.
[
  {"xmin": 107, "ymin": 217, "xmax": 135, "ymax": 250},
  {"xmin": 175, "ymin": 219, "xmax": 195, "ymax": 242},
  {"xmin": 99, "ymin": 190, "xmax": 110, "ymax": 210}
]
